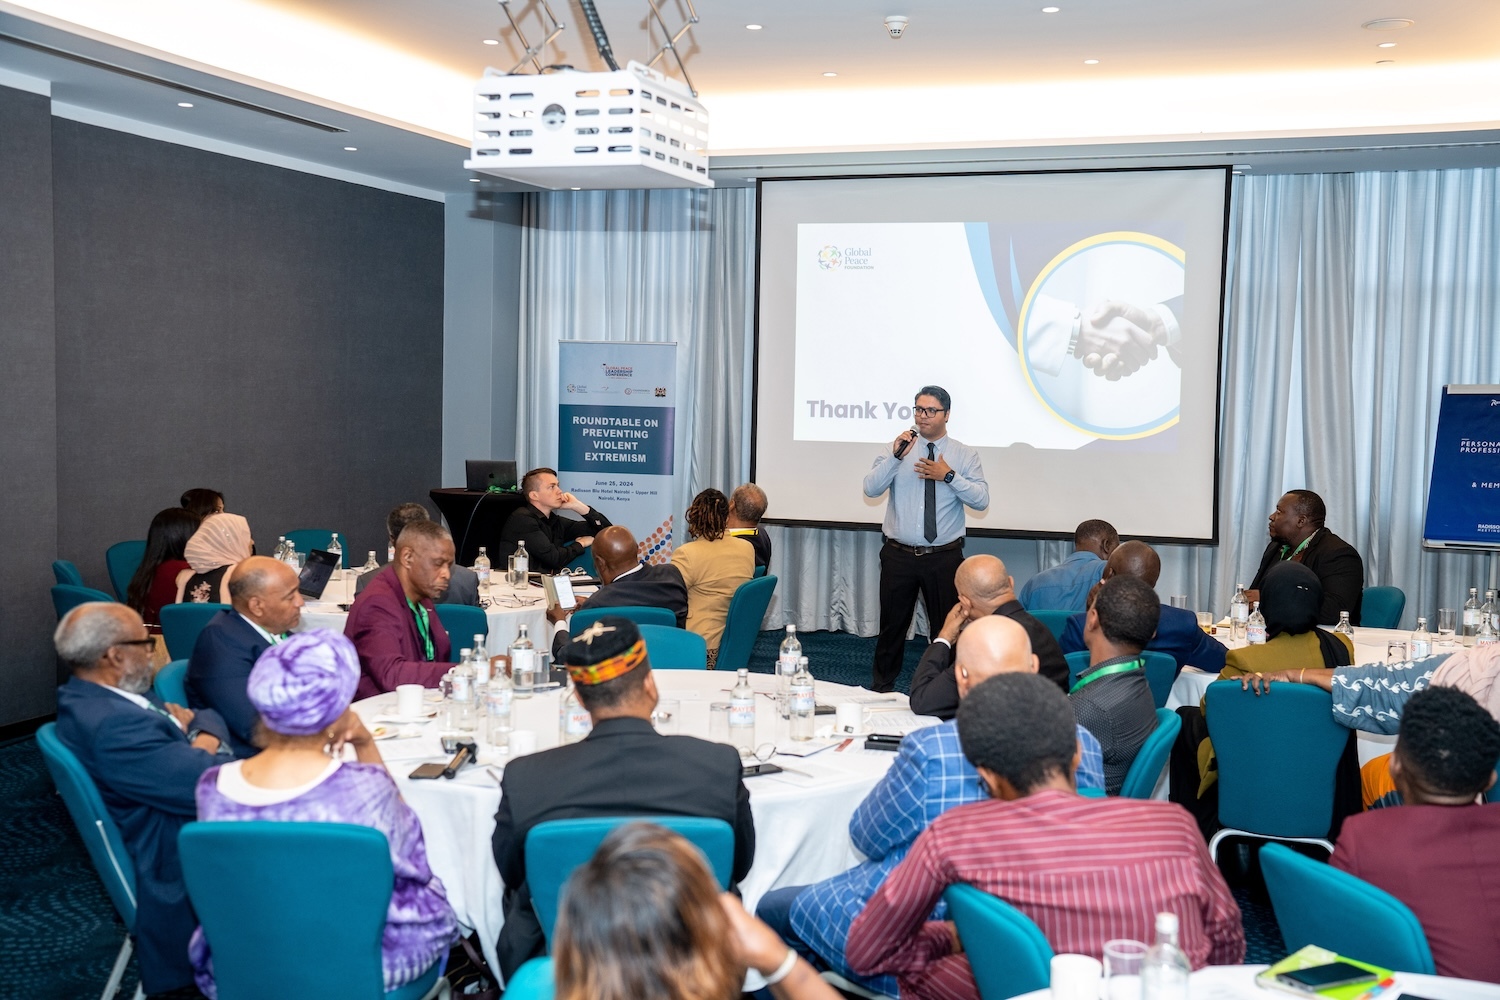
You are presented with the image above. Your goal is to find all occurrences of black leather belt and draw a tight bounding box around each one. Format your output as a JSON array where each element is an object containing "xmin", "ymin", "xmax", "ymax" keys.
[{"xmin": 883, "ymin": 537, "xmax": 964, "ymax": 557}]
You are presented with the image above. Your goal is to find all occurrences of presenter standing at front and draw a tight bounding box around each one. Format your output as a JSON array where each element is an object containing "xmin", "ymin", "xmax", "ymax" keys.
[{"xmin": 863, "ymin": 386, "xmax": 989, "ymax": 692}]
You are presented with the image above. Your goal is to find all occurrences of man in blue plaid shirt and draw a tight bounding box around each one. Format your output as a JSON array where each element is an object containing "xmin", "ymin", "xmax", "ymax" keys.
[{"xmin": 756, "ymin": 615, "xmax": 1105, "ymax": 994}]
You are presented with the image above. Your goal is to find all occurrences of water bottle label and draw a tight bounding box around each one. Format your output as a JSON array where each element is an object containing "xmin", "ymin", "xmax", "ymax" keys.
[
  {"xmin": 565, "ymin": 708, "xmax": 592, "ymax": 735},
  {"xmin": 487, "ymin": 688, "xmax": 512, "ymax": 712},
  {"xmin": 1411, "ymin": 639, "xmax": 1431, "ymax": 659},
  {"xmin": 451, "ymin": 676, "xmax": 471, "ymax": 702},
  {"xmin": 778, "ymin": 654, "xmax": 799, "ymax": 676},
  {"xmin": 1465, "ymin": 609, "xmax": 1480, "ymax": 627},
  {"xmin": 790, "ymin": 688, "xmax": 815, "ymax": 713},
  {"xmin": 729, "ymin": 698, "xmax": 756, "ymax": 728},
  {"xmin": 511, "ymin": 649, "xmax": 535, "ymax": 673},
  {"xmin": 477, "ymin": 567, "xmax": 490, "ymax": 584},
  {"xmin": 1246, "ymin": 625, "xmax": 1266, "ymax": 645},
  {"xmin": 1480, "ymin": 633, "xmax": 1499, "ymax": 646}
]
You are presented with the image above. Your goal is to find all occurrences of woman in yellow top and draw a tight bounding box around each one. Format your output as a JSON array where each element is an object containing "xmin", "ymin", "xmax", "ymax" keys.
[
  {"xmin": 1219, "ymin": 561, "xmax": 1354, "ymax": 678},
  {"xmin": 671, "ymin": 489, "xmax": 755, "ymax": 668}
]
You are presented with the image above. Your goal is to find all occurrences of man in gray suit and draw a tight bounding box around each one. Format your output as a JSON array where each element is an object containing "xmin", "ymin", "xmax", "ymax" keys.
[{"xmin": 356, "ymin": 502, "xmax": 479, "ymax": 605}]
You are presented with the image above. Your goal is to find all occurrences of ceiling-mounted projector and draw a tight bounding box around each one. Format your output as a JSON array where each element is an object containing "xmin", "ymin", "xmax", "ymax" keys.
[{"xmin": 465, "ymin": 60, "xmax": 711, "ymax": 190}]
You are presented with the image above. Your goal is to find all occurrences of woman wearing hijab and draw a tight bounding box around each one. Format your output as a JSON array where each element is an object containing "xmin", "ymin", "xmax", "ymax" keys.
[
  {"xmin": 175, "ymin": 512, "xmax": 255, "ymax": 605},
  {"xmin": 188, "ymin": 630, "xmax": 457, "ymax": 997},
  {"xmin": 1219, "ymin": 561, "xmax": 1354, "ymax": 677}
]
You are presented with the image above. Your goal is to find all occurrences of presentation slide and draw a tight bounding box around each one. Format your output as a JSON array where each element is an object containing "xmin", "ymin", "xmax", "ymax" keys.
[{"xmin": 753, "ymin": 168, "xmax": 1229, "ymax": 541}]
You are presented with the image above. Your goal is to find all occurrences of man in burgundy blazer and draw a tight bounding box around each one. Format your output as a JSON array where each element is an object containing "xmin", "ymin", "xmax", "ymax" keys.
[{"xmin": 346, "ymin": 519, "xmax": 455, "ymax": 698}]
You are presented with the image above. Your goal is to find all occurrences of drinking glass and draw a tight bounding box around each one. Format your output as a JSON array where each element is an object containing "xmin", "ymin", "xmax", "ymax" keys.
[
  {"xmin": 1169, "ymin": 595, "xmax": 1188, "ymax": 609},
  {"xmin": 1196, "ymin": 611, "xmax": 1214, "ymax": 633},
  {"xmin": 709, "ymin": 702, "xmax": 731, "ymax": 744},
  {"xmin": 1386, "ymin": 640, "xmax": 1408, "ymax": 664},
  {"xmin": 1103, "ymin": 940, "xmax": 1147, "ymax": 1000},
  {"xmin": 1437, "ymin": 608, "xmax": 1458, "ymax": 645}
]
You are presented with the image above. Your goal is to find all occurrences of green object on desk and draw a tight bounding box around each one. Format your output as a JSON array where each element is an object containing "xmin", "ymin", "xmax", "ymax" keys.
[{"xmin": 1256, "ymin": 946, "xmax": 1393, "ymax": 1000}]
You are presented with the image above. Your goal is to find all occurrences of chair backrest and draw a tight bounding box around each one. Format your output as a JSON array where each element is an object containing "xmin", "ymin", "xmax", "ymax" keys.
[
  {"xmin": 525, "ymin": 816, "xmax": 735, "ymax": 948},
  {"xmin": 179, "ymin": 821, "xmax": 392, "ymax": 1000},
  {"xmin": 434, "ymin": 604, "xmax": 488, "ymax": 645},
  {"xmin": 105, "ymin": 540, "xmax": 147, "ymax": 601},
  {"xmin": 35, "ymin": 723, "xmax": 138, "ymax": 929},
  {"xmin": 154, "ymin": 659, "xmax": 189, "ymax": 706},
  {"xmin": 52, "ymin": 559, "xmax": 85, "ymax": 587},
  {"xmin": 570, "ymin": 605, "xmax": 677, "ymax": 632},
  {"xmin": 1260, "ymin": 843, "xmax": 1434, "ymax": 973},
  {"xmin": 943, "ymin": 884, "xmax": 1054, "ymax": 1000},
  {"xmin": 566, "ymin": 546, "xmax": 597, "ymax": 577},
  {"xmin": 715, "ymin": 575, "xmax": 779, "ymax": 674},
  {"xmin": 1361, "ymin": 586, "xmax": 1406, "ymax": 629},
  {"xmin": 1065, "ymin": 650, "xmax": 1090, "ymax": 688},
  {"xmin": 637, "ymin": 623, "xmax": 708, "ymax": 669},
  {"xmin": 504, "ymin": 958, "xmax": 554, "ymax": 1000},
  {"xmin": 160, "ymin": 602, "xmax": 231, "ymax": 659},
  {"xmin": 1205, "ymin": 681, "xmax": 1350, "ymax": 838},
  {"xmin": 1028, "ymin": 609, "xmax": 1073, "ymax": 643},
  {"xmin": 283, "ymin": 529, "xmax": 346, "ymax": 567},
  {"xmin": 1141, "ymin": 651, "xmax": 1178, "ymax": 708},
  {"xmin": 51, "ymin": 583, "xmax": 117, "ymax": 621},
  {"xmin": 1119, "ymin": 708, "xmax": 1181, "ymax": 799},
  {"xmin": 1487, "ymin": 755, "xmax": 1500, "ymax": 804},
  {"xmin": 753, "ymin": 564, "xmax": 767, "ymax": 578}
]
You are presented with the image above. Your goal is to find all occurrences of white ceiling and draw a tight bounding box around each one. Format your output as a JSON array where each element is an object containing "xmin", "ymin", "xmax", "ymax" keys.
[{"xmin": 4, "ymin": 0, "xmax": 1500, "ymax": 195}]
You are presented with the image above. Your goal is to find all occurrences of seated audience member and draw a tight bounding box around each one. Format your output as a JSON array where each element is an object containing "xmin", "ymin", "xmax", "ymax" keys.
[
  {"xmin": 500, "ymin": 466, "xmax": 612, "ymax": 574},
  {"xmin": 726, "ymin": 482, "xmax": 773, "ymax": 571},
  {"xmin": 53, "ymin": 602, "xmax": 230, "ymax": 995},
  {"xmin": 910, "ymin": 554, "xmax": 1069, "ymax": 718},
  {"xmin": 1330, "ymin": 686, "xmax": 1500, "ymax": 983},
  {"xmin": 758, "ymin": 616, "xmax": 1104, "ymax": 995},
  {"xmin": 846, "ymin": 673, "xmax": 1243, "ymax": 1000},
  {"xmin": 186, "ymin": 556, "xmax": 305, "ymax": 757},
  {"xmin": 180, "ymin": 487, "xmax": 225, "ymax": 519},
  {"xmin": 1221, "ymin": 562, "xmax": 1352, "ymax": 678},
  {"xmin": 125, "ymin": 506, "xmax": 201, "ymax": 628},
  {"xmin": 1060, "ymin": 541, "xmax": 1228, "ymax": 674},
  {"xmin": 346, "ymin": 520, "xmax": 455, "ymax": 698},
  {"xmin": 1017, "ymin": 519, "xmax": 1118, "ymax": 613},
  {"xmin": 176, "ymin": 512, "xmax": 255, "ymax": 605},
  {"xmin": 355, "ymin": 502, "xmax": 479, "ymax": 605},
  {"xmin": 189, "ymin": 631, "xmax": 458, "ymax": 997},
  {"xmin": 1247, "ymin": 489, "xmax": 1364, "ymax": 625},
  {"xmin": 670, "ymin": 489, "xmax": 755, "ymax": 667},
  {"xmin": 491, "ymin": 617, "xmax": 755, "ymax": 978},
  {"xmin": 574, "ymin": 525, "xmax": 689, "ymax": 628},
  {"xmin": 556, "ymin": 822, "xmax": 837, "ymax": 1000},
  {"xmin": 1071, "ymin": 575, "xmax": 1161, "ymax": 794}
]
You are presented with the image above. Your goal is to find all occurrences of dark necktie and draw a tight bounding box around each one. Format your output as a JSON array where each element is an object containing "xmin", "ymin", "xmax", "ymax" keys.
[{"xmin": 924, "ymin": 443, "xmax": 938, "ymax": 543}]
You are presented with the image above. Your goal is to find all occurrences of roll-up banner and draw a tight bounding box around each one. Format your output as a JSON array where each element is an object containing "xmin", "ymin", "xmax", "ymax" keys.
[{"xmin": 557, "ymin": 341, "xmax": 678, "ymax": 564}]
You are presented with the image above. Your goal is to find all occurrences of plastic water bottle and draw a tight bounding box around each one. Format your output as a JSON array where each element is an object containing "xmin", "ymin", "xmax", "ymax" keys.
[
  {"xmin": 777, "ymin": 625, "xmax": 802, "ymax": 719},
  {"xmin": 484, "ymin": 664, "xmax": 512, "ymax": 752},
  {"xmin": 327, "ymin": 532, "xmax": 343, "ymax": 566},
  {"xmin": 1483, "ymin": 591, "xmax": 1496, "ymax": 633},
  {"xmin": 449, "ymin": 650, "xmax": 477, "ymax": 733},
  {"xmin": 1410, "ymin": 617, "xmax": 1432, "ymax": 659},
  {"xmin": 1464, "ymin": 588, "xmax": 1481, "ymax": 637},
  {"xmin": 282, "ymin": 540, "xmax": 298, "ymax": 570},
  {"xmin": 1141, "ymin": 912, "xmax": 1190, "ymax": 1000},
  {"xmin": 1334, "ymin": 611, "xmax": 1354, "ymax": 636},
  {"xmin": 513, "ymin": 541, "xmax": 529, "ymax": 578},
  {"xmin": 789, "ymin": 656, "xmax": 815, "ymax": 741},
  {"xmin": 1479, "ymin": 615, "xmax": 1498, "ymax": 647},
  {"xmin": 559, "ymin": 682, "xmax": 592, "ymax": 745},
  {"xmin": 474, "ymin": 546, "xmax": 491, "ymax": 595},
  {"xmin": 360, "ymin": 551, "xmax": 379, "ymax": 575},
  {"xmin": 510, "ymin": 624, "xmax": 536, "ymax": 699},
  {"xmin": 273, "ymin": 535, "xmax": 288, "ymax": 561},
  {"xmin": 1229, "ymin": 584, "xmax": 1249, "ymax": 642},
  {"xmin": 729, "ymin": 668, "xmax": 756, "ymax": 753},
  {"xmin": 1246, "ymin": 601, "xmax": 1266, "ymax": 645},
  {"xmin": 387, "ymin": 542, "xmax": 396, "ymax": 564},
  {"xmin": 472, "ymin": 634, "xmax": 491, "ymax": 686}
]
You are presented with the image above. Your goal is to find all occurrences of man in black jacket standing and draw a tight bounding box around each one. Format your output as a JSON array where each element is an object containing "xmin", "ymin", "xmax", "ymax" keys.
[
  {"xmin": 499, "ymin": 467, "xmax": 612, "ymax": 573},
  {"xmin": 490, "ymin": 617, "xmax": 755, "ymax": 978},
  {"xmin": 1247, "ymin": 489, "xmax": 1364, "ymax": 626}
]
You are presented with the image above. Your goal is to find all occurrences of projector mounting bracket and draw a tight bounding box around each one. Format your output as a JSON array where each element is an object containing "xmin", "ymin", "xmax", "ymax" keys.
[
  {"xmin": 643, "ymin": 0, "xmax": 701, "ymax": 98},
  {"xmin": 492, "ymin": 0, "xmax": 700, "ymax": 98},
  {"xmin": 497, "ymin": 0, "xmax": 566, "ymax": 75}
]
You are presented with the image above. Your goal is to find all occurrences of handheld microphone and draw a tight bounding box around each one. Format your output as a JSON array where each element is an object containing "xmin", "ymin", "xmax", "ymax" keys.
[{"xmin": 893, "ymin": 425, "xmax": 919, "ymax": 459}]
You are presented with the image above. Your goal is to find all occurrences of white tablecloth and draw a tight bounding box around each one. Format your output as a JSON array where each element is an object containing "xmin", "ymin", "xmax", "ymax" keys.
[
  {"xmin": 1011, "ymin": 964, "xmax": 1500, "ymax": 1000},
  {"xmin": 297, "ymin": 576, "xmax": 553, "ymax": 653},
  {"xmin": 352, "ymin": 671, "xmax": 936, "ymax": 976}
]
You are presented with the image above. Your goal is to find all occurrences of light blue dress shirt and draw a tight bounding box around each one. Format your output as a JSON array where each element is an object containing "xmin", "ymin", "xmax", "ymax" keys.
[
  {"xmin": 862, "ymin": 434, "xmax": 989, "ymax": 547},
  {"xmin": 1018, "ymin": 549, "xmax": 1105, "ymax": 612}
]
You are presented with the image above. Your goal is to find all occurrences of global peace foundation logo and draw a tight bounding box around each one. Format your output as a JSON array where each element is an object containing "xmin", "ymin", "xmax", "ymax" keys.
[{"xmin": 817, "ymin": 245, "xmax": 842, "ymax": 270}]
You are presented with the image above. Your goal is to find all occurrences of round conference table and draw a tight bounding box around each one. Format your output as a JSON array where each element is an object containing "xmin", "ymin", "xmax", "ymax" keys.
[
  {"xmin": 297, "ymin": 575, "xmax": 559, "ymax": 652},
  {"xmin": 1011, "ymin": 964, "xmax": 1500, "ymax": 1000},
  {"xmin": 351, "ymin": 670, "xmax": 937, "ymax": 976}
]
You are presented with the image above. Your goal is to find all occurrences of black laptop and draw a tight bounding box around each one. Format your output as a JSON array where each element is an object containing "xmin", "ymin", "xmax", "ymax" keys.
[
  {"xmin": 297, "ymin": 549, "xmax": 340, "ymax": 599},
  {"xmin": 466, "ymin": 459, "xmax": 518, "ymax": 493}
]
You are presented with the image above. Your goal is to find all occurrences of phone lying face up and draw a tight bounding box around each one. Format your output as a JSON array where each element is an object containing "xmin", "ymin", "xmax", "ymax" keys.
[{"xmin": 1274, "ymin": 963, "xmax": 1379, "ymax": 993}]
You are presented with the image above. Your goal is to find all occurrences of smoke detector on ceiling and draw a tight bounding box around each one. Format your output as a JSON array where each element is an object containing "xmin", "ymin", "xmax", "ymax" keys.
[{"xmin": 884, "ymin": 15, "xmax": 908, "ymax": 39}]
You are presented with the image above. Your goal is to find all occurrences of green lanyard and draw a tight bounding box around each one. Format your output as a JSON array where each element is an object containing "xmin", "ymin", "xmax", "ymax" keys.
[
  {"xmin": 1279, "ymin": 532, "xmax": 1316, "ymax": 562},
  {"xmin": 407, "ymin": 599, "xmax": 435, "ymax": 661},
  {"xmin": 1071, "ymin": 658, "xmax": 1144, "ymax": 694}
]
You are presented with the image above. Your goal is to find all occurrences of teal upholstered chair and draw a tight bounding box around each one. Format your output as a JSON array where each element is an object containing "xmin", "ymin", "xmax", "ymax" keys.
[
  {"xmin": 715, "ymin": 574, "xmax": 779, "ymax": 674},
  {"xmin": 52, "ymin": 584, "xmax": 117, "ymax": 621},
  {"xmin": 1028, "ymin": 610, "xmax": 1072, "ymax": 643},
  {"xmin": 1064, "ymin": 650, "xmax": 1177, "ymax": 708},
  {"xmin": 570, "ymin": 605, "xmax": 676, "ymax": 631},
  {"xmin": 1360, "ymin": 586, "xmax": 1406, "ymax": 629},
  {"xmin": 943, "ymin": 884, "xmax": 1053, "ymax": 1000},
  {"xmin": 1261, "ymin": 842, "xmax": 1434, "ymax": 973},
  {"xmin": 53, "ymin": 560, "xmax": 85, "ymax": 587},
  {"xmin": 434, "ymin": 604, "xmax": 488, "ymax": 646},
  {"xmin": 179, "ymin": 821, "xmax": 444, "ymax": 1000},
  {"xmin": 282, "ymin": 529, "xmax": 347, "ymax": 567},
  {"xmin": 105, "ymin": 540, "xmax": 147, "ymax": 601},
  {"xmin": 504, "ymin": 958, "xmax": 553, "ymax": 999},
  {"xmin": 637, "ymin": 623, "xmax": 708, "ymax": 669},
  {"xmin": 159, "ymin": 602, "xmax": 231, "ymax": 659},
  {"xmin": 1119, "ymin": 708, "xmax": 1181, "ymax": 799},
  {"xmin": 153, "ymin": 659, "xmax": 189, "ymax": 707},
  {"xmin": 525, "ymin": 817, "xmax": 734, "ymax": 948},
  {"xmin": 36, "ymin": 723, "xmax": 144, "ymax": 1000}
]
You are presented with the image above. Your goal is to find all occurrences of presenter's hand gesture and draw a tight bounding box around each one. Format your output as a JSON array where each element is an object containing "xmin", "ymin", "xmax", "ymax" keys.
[
  {"xmin": 891, "ymin": 429, "xmax": 918, "ymax": 457},
  {"xmin": 559, "ymin": 492, "xmax": 590, "ymax": 515},
  {"xmin": 914, "ymin": 453, "xmax": 952, "ymax": 481}
]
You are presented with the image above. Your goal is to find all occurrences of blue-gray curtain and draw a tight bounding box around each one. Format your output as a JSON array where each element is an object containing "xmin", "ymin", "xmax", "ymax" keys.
[{"xmin": 517, "ymin": 169, "xmax": 1500, "ymax": 636}]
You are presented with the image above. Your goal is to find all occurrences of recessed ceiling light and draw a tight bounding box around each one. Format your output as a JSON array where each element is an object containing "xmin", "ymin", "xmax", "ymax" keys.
[
  {"xmin": 343, "ymin": 146, "xmax": 358, "ymax": 151},
  {"xmin": 822, "ymin": 71, "xmax": 838, "ymax": 77},
  {"xmin": 1362, "ymin": 18, "xmax": 1413, "ymax": 30},
  {"xmin": 570, "ymin": 187, "xmax": 581, "ymax": 191},
  {"xmin": 1377, "ymin": 41, "xmax": 1397, "ymax": 48},
  {"xmin": 1083, "ymin": 58, "xmax": 1099, "ymax": 65},
  {"xmin": 483, "ymin": 38, "xmax": 500, "ymax": 45},
  {"xmin": 1376, "ymin": 59, "xmax": 1396, "ymax": 65},
  {"xmin": 745, "ymin": 23, "xmax": 763, "ymax": 30},
  {"xmin": 469, "ymin": 178, "xmax": 481, "ymax": 182},
  {"xmin": 1041, "ymin": 6, "xmax": 1060, "ymax": 12},
  {"xmin": 177, "ymin": 101, "xmax": 193, "ymax": 108}
]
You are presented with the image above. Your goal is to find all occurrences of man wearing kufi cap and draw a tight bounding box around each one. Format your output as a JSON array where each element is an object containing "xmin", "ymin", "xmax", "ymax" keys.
[{"xmin": 490, "ymin": 616, "xmax": 756, "ymax": 979}]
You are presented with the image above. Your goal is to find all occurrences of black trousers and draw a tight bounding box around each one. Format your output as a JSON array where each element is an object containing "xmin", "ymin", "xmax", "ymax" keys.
[{"xmin": 872, "ymin": 541, "xmax": 963, "ymax": 692}]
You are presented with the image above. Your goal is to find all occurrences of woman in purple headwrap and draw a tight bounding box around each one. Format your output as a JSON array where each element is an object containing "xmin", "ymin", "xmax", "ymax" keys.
[{"xmin": 188, "ymin": 630, "xmax": 457, "ymax": 997}]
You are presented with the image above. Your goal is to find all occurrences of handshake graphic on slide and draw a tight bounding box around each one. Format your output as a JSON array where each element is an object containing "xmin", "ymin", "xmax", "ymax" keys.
[{"xmin": 1072, "ymin": 299, "xmax": 1181, "ymax": 381}]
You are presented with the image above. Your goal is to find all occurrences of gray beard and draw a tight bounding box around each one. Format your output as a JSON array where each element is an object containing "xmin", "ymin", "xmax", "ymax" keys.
[{"xmin": 117, "ymin": 662, "xmax": 155, "ymax": 695}]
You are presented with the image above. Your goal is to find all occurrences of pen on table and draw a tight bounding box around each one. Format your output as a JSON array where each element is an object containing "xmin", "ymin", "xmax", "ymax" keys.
[
  {"xmin": 835, "ymin": 738, "xmax": 853, "ymax": 752},
  {"xmin": 1352, "ymin": 976, "xmax": 1397, "ymax": 1000}
]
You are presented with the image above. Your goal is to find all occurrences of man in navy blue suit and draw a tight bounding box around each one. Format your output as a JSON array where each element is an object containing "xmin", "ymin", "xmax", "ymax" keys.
[
  {"xmin": 54, "ymin": 602, "xmax": 231, "ymax": 995},
  {"xmin": 186, "ymin": 555, "xmax": 305, "ymax": 756},
  {"xmin": 1060, "ymin": 540, "xmax": 1227, "ymax": 674}
]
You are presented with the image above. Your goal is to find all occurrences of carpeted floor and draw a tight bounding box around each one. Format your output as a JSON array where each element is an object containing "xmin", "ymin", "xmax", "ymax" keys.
[{"xmin": 2, "ymin": 629, "xmax": 1285, "ymax": 999}]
